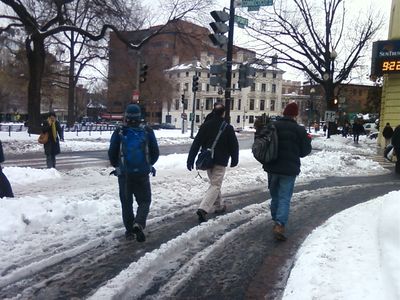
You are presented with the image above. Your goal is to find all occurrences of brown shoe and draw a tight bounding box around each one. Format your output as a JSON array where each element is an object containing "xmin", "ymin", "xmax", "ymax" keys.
[
  {"xmin": 214, "ymin": 205, "xmax": 227, "ymax": 214},
  {"xmin": 273, "ymin": 223, "xmax": 287, "ymax": 241}
]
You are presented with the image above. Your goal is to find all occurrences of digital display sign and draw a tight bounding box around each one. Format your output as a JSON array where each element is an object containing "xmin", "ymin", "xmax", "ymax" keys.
[{"xmin": 371, "ymin": 39, "xmax": 400, "ymax": 76}]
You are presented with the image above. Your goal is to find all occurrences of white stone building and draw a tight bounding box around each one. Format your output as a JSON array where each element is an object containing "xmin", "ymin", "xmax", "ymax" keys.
[{"xmin": 163, "ymin": 52, "xmax": 285, "ymax": 130}]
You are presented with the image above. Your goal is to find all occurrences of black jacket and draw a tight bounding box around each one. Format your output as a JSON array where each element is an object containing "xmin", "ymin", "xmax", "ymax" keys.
[
  {"xmin": 382, "ymin": 125, "xmax": 394, "ymax": 139},
  {"xmin": 392, "ymin": 125, "xmax": 400, "ymax": 149},
  {"xmin": 187, "ymin": 116, "xmax": 239, "ymax": 167},
  {"xmin": 41, "ymin": 120, "xmax": 64, "ymax": 156},
  {"xmin": 263, "ymin": 117, "xmax": 312, "ymax": 176}
]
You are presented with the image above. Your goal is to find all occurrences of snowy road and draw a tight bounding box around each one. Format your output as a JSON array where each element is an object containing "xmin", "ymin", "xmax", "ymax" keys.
[{"xmin": 1, "ymin": 172, "xmax": 398, "ymax": 299}]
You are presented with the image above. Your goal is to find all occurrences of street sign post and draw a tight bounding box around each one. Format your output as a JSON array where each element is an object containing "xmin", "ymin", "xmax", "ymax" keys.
[
  {"xmin": 241, "ymin": 0, "xmax": 273, "ymax": 7},
  {"xmin": 132, "ymin": 90, "xmax": 140, "ymax": 102},
  {"xmin": 234, "ymin": 15, "xmax": 248, "ymax": 28},
  {"xmin": 325, "ymin": 110, "xmax": 336, "ymax": 122}
]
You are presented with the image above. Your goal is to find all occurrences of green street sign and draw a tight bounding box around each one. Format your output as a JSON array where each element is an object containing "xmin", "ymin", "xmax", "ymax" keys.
[
  {"xmin": 235, "ymin": 15, "xmax": 249, "ymax": 28},
  {"xmin": 247, "ymin": 6, "xmax": 260, "ymax": 11},
  {"xmin": 241, "ymin": 0, "xmax": 273, "ymax": 7}
]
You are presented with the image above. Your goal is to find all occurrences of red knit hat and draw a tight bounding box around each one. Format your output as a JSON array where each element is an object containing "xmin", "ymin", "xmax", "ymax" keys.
[{"xmin": 283, "ymin": 102, "xmax": 299, "ymax": 117}]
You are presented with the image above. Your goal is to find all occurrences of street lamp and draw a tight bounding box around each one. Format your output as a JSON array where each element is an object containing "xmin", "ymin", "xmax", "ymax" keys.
[
  {"xmin": 325, "ymin": 50, "xmax": 337, "ymax": 138},
  {"xmin": 308, "ymin": 87, "xmax": 316, "ymax": 133}
]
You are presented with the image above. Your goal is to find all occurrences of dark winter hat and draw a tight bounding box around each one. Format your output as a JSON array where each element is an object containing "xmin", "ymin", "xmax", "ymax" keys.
[
  {"xmin": 283, "ymin": 102, "xmax": 299, "ymax": 117},
  {"xmin": 125, "ymin": 104, "xmax": 141, "ymax": 121}
]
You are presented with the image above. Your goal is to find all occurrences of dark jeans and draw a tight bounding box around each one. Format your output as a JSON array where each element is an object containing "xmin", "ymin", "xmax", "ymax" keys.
[
  {"xmin": 0, "ymin": 168, "xmax": 14, "ymax": 198},
  {"xmin": 46, "ymin": 154, "xmax": 56, "ymax": 168},
  {"xmin": 118, "ymin": 173, "xmax": 151, "ymax": 232},
  {"xmin": 353, "ymin": 134, "xmax": 360, "ymax": 143}
]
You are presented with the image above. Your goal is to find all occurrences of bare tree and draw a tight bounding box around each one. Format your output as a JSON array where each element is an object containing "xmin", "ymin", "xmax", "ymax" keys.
[
  {"xmin": 245, "ymin": 0, "xmax": 383, "ymax": 113},
  {"xmin": 0, "ymin": 0, "xmax": 212, "ymax": 133}
]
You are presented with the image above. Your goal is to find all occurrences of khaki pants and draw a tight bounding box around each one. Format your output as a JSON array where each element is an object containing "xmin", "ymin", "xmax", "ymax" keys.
[
  {"xmin": 385, "ymin": 138, "xmax": 391, "ymax": 148},
  {"xmin": 199, "ymin": 165, "xmax": 226, "ymax": 213}
]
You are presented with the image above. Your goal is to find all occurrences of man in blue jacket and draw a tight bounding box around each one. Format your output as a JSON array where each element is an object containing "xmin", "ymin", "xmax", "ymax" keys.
[
  {"xmin": 108, "ymin": 104, "xmax": 159, "ymax": 242},
  {"xmin": 187, "ymin": 103, "xmax": 239, "ymax": 223},
  {"xmin": 263, "ymin": 102, "xmax": 312, "ymax": 241}
]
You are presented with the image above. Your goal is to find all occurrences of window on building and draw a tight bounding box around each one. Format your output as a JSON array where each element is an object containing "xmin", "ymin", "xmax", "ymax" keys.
[
  {"xmin": 206, "ymin": 98, "xmax": 213, "ymax": 110},
  {"xmin": 177, "ymin": 72, "xmax": 180, "ymax": 78},
  {"xmin": 206, "ymin": 84, "xmax": 210, "ymax": 92},
  {"xmin": 184, "ymin": 83, "xmax": 189, "ymax": 91},
  {"xmin": 270, "ymin": 99, "xmax": 275, "ymax": 111},
  {"xmin": 232, "ymin": 83, "xmax": 236, "ymax": 90},
  {"xmin": 186, "ymin": 72, "xmax": 189, "ymax": 77},
  {"xmin": 196, "ymin": 115, "xmax": 200, "ymax": 123},
  {"xmin": 175, "ymin": 99, "xmax": 179, "ymax": 110},
  {"xmin": 196, "ymin": 99, "xmax": 200, "ymax": 110},
  {"xmin": 249, "ymin": 99, "xmax": 255, "ymax": 110},
  {"xmin": 263, "ymin": 72, "xmax": 267, "ymax": 77},
  {"xmin": 251, "ymin": 83, "xmax": 256, "ymax": 92},
  {"xmin": 231, "ymin": 99, "xmax": 235, "ymax": 110},
  {"xmin": 273, "ymin": 72, "xmax": 277, "ymax": 78},
  {"xmin": 261, "ymin": 83, "xmax": 266, "ymax": 92},
  {"xmin": 249, "ymin": 115, "xmax": 254, "ymax": 123},
  {"xmin": 272, "ymin": 84, "xmax": 276, "ymax": 93},
  {"xmin": 233, "ymin": 72, "xmax": 236, "ymax": 78},
  {"xmin": 260, "ymin": 99, "xmax": 265, "ymax": 111},
  {"xmin": 207, "ymin": 73, "xmax": 210, "ymax": 78},
  {"xmin": 236, "ymin": 115, "xmax": 240, "ymax": 123},
  {"xmin": 238, "ymin": 99, "xmax": 242, "ymax": 110}
]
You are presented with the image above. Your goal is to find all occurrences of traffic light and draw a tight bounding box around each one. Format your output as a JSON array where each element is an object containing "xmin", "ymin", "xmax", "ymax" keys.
[
  {"xmin": 181, "ymin": 94, "xmax": 185, "ymax": 104},
  {"xmin": 238, "ymin": 64, "xmax": 256, "ymax": 89},
  {"xmin": 209, "ymin": 63, "xmax": 227, "ymax": 87},
  {"xmin": 139, "ymin": 64, "xmax": 148, "ymax": 83},
  {"xmin": 192, "ymin": 75, "xmax": 199, "ymax": 92},
  {"xmin": 209, "ymin": 10, "xmax": 230, "ymax": 48}
]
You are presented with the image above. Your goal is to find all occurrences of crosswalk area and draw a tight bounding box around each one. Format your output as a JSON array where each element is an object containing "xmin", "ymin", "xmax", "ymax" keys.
[
  {"xmin": 371, "ymin": 154, "xmax": 396, "ymax": 169},
  {"xmin": 3, "ymin": 154, "xmax": 108, "ymax": 170}
]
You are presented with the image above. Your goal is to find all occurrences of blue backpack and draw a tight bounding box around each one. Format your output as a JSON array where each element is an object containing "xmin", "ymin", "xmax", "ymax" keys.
[{"xmin": 119, "ymin": 126, "xmax": 151, "ymax": 175}]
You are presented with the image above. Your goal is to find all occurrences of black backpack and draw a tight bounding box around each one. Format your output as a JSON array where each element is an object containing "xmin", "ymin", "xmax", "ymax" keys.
[{"xmin": 252, "ymin": 123, "xmax": 278, "ymax": 164}]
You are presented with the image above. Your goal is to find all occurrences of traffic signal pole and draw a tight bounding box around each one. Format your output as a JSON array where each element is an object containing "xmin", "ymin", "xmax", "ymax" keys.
[{"xmin": 224, "ymin": 0, "xmax": 236, "ymax": 123}]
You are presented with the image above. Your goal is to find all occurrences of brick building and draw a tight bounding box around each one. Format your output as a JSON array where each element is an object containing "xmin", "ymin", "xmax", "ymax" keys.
[{"xmin": 107, "ymin": 20, "xmax": 256, "ymax": 124}]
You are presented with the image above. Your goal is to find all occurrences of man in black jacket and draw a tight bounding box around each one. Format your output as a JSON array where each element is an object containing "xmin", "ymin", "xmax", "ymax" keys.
[
  {"xmin": 187, "ymin": 103, "xmax": 239, "ymax": 223},
  {"xmin": 382, "ymin": 122, "xmax": 394, "ymax": 147},
  {"xmin": 263, "ymin": 102, "xmax": 312, "ymax": 241},
  {"xmin": 391, "ymin": 125, "xmax": 400, "ymax": 174}
]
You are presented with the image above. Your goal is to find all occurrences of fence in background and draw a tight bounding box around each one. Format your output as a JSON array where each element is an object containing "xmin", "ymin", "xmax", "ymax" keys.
[{"xmin": 0, "ymin": 124, "xmax": 119, "ymax": 136}]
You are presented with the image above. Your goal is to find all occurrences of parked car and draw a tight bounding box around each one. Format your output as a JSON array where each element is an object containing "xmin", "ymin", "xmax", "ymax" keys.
[
  {"xmin": 160, "ymin": 123, "xmax": 176, "ymax": 129},
  {"xmin": 363, "ymin": 123, "xmax": 378, "ymax": 135}
]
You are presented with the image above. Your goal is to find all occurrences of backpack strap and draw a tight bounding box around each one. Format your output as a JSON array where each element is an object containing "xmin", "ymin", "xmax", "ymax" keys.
[{"xmin": 210, "ymin": 121, "xmax": 227, "ymax": 158}]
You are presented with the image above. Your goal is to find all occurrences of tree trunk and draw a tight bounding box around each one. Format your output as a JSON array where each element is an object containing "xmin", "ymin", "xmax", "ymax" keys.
[
  {"xmin": 67, "ymin": 37, "xmax": 76, "ymax": 127},
  {"xmin": 26, "ymin": 37, "xmax": 46, "ymax": 134}
]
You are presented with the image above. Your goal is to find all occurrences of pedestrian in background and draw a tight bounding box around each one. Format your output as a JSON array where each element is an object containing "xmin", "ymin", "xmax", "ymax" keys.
[
  {"xmin": 352, "ymin": 120, "xmax": 364, "ymax": 144},
  {"xmin": 382, "ymin": 122, "xmax": 394, "ymax": 147},
  {"xmin": 263, "ymin": 102, "xmax": 312, "ymax": 241},
  {"xmin": 342, "ymin": 122, "xmax": 350, "ymax": 138},
  {"xmin": 41, "ymin": 112, "xmax": 64, "ymax": 168},
  {"xmin": 187, "ymin": 103, "xmax": 239, "ymax": 223},
  {"xmin": 391, "ymin": 125, "xmax": 400, "ymax": 174},
  {"xmin": 108, "ymin": 104, "xmax": 159, "ymax": 242},
  {"xmin": 0, "ymin": 140, "xmax": 14, "ymax": 198}
]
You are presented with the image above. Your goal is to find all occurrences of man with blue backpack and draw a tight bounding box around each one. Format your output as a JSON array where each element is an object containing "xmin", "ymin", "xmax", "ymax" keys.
[{"xmin": 108, "ymin": 104, "xmax": 159, "ymax": 242}]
